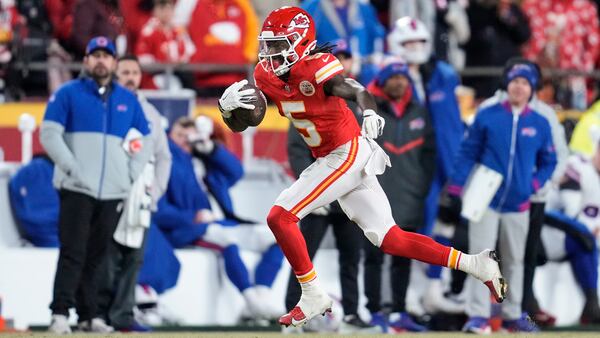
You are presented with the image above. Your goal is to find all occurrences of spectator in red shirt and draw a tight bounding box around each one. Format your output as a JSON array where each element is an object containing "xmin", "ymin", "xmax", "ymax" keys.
[
  {"xmin": 135, "ymin": 0, "xmax": 196, "ymax": 90},
  {"xmin": 45, "ymin": 0, "xmax": 76, "ymax": 93},
  {"xmin": 71, "ymin": 0, "xmax": 123, "ymax": 58},
  {"xmin": 188, "ymin": 0, "xmax": 259, "ymax": 96},
  {"xmin": 0, "ymin": 0, "xmax": 21, "ymax": 64}
]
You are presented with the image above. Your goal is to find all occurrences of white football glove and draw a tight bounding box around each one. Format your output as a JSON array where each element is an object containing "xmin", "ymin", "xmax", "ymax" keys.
[
  {"xmin": 362, "ymin": 109, "xmax": 385, "ymax": 139},
  {"xmin": 218, "ymin": 79, "xmax": 256, "ymax": 118}
]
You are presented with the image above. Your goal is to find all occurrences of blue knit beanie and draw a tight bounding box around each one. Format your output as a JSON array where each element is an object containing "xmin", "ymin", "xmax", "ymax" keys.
[
  {"xmin": 505, "ymin": 63, "xmax": 539, "ymax": 90},
  {"xmin": 376, "ymin": 63, "xmax": 410, "ymax": 87}
]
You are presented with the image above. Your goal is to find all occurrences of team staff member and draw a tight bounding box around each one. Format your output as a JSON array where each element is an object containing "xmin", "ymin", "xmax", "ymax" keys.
[
  {"xmin": 363, "ymin": 63, "xmax": 436, "ymax": 332},
  {"xmin": 449, "ymin": 63, "xmax": 557, "ymax": 333},
  {"xmin": 96, "ymin": 55, "xmax": 172, "ymax": 332},
  {"xmin": 41, "ymin": 37, "xmax": 152, "ymax": 334}
]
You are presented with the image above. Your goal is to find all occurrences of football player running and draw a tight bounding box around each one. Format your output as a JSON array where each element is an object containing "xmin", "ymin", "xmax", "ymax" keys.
[{"xmin": 218, "ymin": 6, "xmax": 507, "ymax": 328}]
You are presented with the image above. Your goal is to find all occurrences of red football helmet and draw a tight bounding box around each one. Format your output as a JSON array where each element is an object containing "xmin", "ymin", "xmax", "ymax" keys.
[{"xmin": 258, "ymin": 6, "xmax": 317, "ymax": 76}]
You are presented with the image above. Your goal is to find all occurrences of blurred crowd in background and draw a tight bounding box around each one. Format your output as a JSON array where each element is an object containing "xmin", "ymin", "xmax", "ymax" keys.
[{"xmin": 0, "ymin": 0, "xmax": 600, "ymax": 114}]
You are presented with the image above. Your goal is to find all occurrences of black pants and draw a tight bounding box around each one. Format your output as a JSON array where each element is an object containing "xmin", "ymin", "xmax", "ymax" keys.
[
  {"xmin": 363, "ymin": 226, "xmax": 411, "ymax": 314},
  {"xmin": 50, "ymin": 190, "xmax": 122, "ymax": 322},
  {"xmin": 96, "ymin": 234, "xmax": 146, "ymax": 329},
  {"xmin": 285, "ymin": 212, "xmax": 362, "ymax": 316},
  {"xmin": 450, "ymin": 219, "xmax": 469, "ymax": 294},
  {"xmin": 522, "ymin": 201, "xmax": 546, "ymax": 313}
]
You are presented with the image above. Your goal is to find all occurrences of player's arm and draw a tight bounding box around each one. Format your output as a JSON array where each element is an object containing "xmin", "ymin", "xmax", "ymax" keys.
[
  {"xmin": 324, "ymin": 75, "xmax": 377, "ymax": 111},
  {"xmin": 323, "ymin": 75, "xmax": 384, "ymax": 139}
]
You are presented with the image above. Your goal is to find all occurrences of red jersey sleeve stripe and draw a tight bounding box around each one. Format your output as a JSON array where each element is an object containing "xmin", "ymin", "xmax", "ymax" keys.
[{"xmin": 315, "ymin": 59, "xmax": 344, "ymax": 84}]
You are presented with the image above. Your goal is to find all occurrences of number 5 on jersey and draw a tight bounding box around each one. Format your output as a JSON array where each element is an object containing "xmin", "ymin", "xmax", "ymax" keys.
[{"xmin": 282, "ymin": 101, "xmax": 322, "ymax": 147}]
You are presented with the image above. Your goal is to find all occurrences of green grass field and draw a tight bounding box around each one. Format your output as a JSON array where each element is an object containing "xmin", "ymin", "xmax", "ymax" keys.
[{"xmin": 3, "ymin": 332, "xmax": 600, "ymax": 338}]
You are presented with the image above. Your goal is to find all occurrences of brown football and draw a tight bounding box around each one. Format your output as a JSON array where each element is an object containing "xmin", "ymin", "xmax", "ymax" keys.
[{"xmin": 232, "ymin": 83, "xmax": 267, "ymax": 127}]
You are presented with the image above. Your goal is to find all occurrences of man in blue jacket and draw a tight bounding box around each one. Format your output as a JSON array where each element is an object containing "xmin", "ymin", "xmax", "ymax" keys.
[
  {"xmin": 41, "ymin": 37, "xmax": 152, "ymax": 334},
  {"xmin": 448, "ymin": 63, "xmax": 557, "ymax": 333},
  {"xmin": 153, "ymin": 116, "xmax": 283, "ymax": 320}
]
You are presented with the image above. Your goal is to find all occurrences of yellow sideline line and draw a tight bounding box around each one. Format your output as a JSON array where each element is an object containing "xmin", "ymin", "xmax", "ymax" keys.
[{"xmin": 0, "ymin": 103, "xmax": 290, "ymax": 131}]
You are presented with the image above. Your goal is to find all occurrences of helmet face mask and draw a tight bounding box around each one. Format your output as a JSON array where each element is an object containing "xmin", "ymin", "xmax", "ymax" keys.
[
  {"xmin": 258, "ymin": 7, "xmax": 316, "ymax": 76},
  {"xmin": 258, "ymin": 34, "xmax": 302, "ymax": 76}
]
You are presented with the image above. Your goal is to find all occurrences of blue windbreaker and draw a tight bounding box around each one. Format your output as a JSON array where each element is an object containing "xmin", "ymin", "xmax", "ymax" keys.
[
  {"xmin": 449, "ymin": 101, "xmax": 557, "ymax": 212},
  {"xmin": 153, "ymin": 141, "xmax": 244, "ymax": 247}
]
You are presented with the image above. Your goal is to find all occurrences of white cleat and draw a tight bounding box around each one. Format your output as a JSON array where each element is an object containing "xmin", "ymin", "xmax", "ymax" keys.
[
  {"xmin": 48, "ymin": 314, "xmax": 72, "ymax": 334},
  {"xmin": 279, "ymin": 291, "xmax": 333, "ymax": 327},
  {"xmin": 77, "ymin": 318, "xmax": 114, "ymax": 333},
  {"xmin": 470, "ymin": 249, "xmax": 508, "ymax": 303}
]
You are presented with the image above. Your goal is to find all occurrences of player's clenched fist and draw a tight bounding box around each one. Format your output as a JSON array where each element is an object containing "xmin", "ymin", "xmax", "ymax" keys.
[
  {"xmin": 361, "ymin": 109, "xmax": 385, "ymax": 139},
  {"xmin": 218, "ymin": 79, "xmax": 256, "ymax": 118}
]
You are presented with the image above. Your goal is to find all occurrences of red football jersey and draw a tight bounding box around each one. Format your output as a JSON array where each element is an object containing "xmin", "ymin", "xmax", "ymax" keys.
[{"xmin": 254, "ymin": 53, "xmax": 361, "ymax": 158}]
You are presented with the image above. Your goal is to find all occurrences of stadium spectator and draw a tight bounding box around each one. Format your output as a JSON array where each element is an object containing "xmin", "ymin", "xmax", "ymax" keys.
[
  {"xmin": 464, "ymin": 0, "xmax": 531, "ymax": 99},
  {"xmin": 479, "ymin": 58, "xmax": 569, "ymax": 327},
  {"xmin": 570, "ymin": 100, "xmax": 600, "ymax": 156},
  {"xmin": 523, "ymin": 0, "xmax": 600, "ymax": 110},
  {"xmin": 251, "ymin": 0, "xmax": 298, "ymax": 22},
  {"xmin": 8, "ymin": 154, "xmax": 59, "ymax": 247},
  {"xmin": 45, "ymin": 0, "xmax": 76, "ymax": 49},
  {"xmin": 449, "ymin": 62, "xmax": 557, "ymax": 333},
  {"xmin": 432, "ymin": 0, "xmax": 470, "ymax": 71},
  {"xmin": 387, "ymin": 0, "xmax": 435, "ymax": 33},
  {"xmin": 41, "ymin": 37, "xmax": 152, "ymax": 334},
  {"xmin": 154, "ymin": 116, "xmax": 284, "ymax": 320},
  {"xmin": 45, "ymin": 0, "xmax": 76, "ymax": 93},
  {"xmin": 363, "ymin": 63, "xmax": 436, "ymax": 333},
  {"xmin": 135, "ymin": 0, "xmax": 196, "ymax": 90},
  {"xmin": 119, "ymin": 0, "xmax": 153, "ymax": 52},
  {"xmin": 0, "ymin": 0, "xmax": 25, "ymax": 101},
  {"xmin": 541, "ymin": 151, "xmax": 600, "ymax": 325},
  {"xmin": 387, "ymin": 18, "xmax": 465, "ymax": 311},
  {"xmin": 96, "ymin": 55, "xmax": 172, "ymax": 332},
  {"xmin": 187, "ymin": 0, "xmax": 259, "ymax": 97},
  {"xmin": 302, "ymin": 0, "xmax": 386, "ymax": 84},
  {"xmin": 387, "ymin": 0, "xmax": 470, "ymax": 70},
  {"xmin": 71, "ymin": 0, "xmax": 124, "ymax": 58},
  {"xmin": 283, "ymin": 111, "xmax": 378, "ymax": 334}
]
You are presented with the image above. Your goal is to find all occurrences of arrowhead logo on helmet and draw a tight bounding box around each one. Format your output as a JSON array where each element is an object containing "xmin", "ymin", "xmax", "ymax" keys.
[{"xmin": 258, "ymin": 7, "xmax": 317, "ymax": 76}]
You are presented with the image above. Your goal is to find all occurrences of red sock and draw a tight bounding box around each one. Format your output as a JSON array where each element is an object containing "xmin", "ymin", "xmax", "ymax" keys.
[
  {"xmin": 267, "ymin": 205, "xmax": 313, "ymax": 276},
  {"xmin": 380, "ymin": 226, "xmax": 452, "ymax": 267}
]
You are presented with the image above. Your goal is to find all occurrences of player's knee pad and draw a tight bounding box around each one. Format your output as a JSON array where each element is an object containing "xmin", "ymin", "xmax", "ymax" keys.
[
  {"xmin": 266, "ymin": 205, "xmax": 299, "ymax": 232},
  {"xmin": 363, "ymin": 222, "xmax": 396, "ymax": 247}
]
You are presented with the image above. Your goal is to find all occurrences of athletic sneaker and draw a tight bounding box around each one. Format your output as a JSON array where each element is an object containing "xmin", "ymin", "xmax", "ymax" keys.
[
  {"xmin": 279, "ymin": 289, "xmax": 332, "ymax": 327},
  {"xmin": 502, "ymin": 313, "xmax": 539, "ymax": 333},
  {"xmin": 369, "ymin": 311, "xmax": 389, "ymax": 333},
  {"xmin": 48, "ymin": 314, "xmax": 71, "ymax": 334},
  {"xmin": 338, "ymin": 314, "xmax": 382, "ymax": 334},
  {"xmin": 117, "ymin": 320, "xmax": 152, "ymax": 332},
  {"xmin": 532, "ymin": 309, "xmax": 556, "ymax": 327},
  {"xmin": 462, "ymin": 316, "xmax": 492, "ymax": 334},
  {"xmin": 470, "ymin": 250, "xmax": 508, "ymax": 303},
  {"xmin": 388, "ymin": 312, "xmax": 427, "ymax": 332},
  {"xmin": 77, "ymin": 318, "xmax": 114, "ymax": 333}
]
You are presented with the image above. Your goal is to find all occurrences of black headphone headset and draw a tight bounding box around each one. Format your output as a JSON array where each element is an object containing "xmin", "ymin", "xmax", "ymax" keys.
[{"xmin": 500, "ymin": 57, "xmax": 542, "ymax": 91}]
